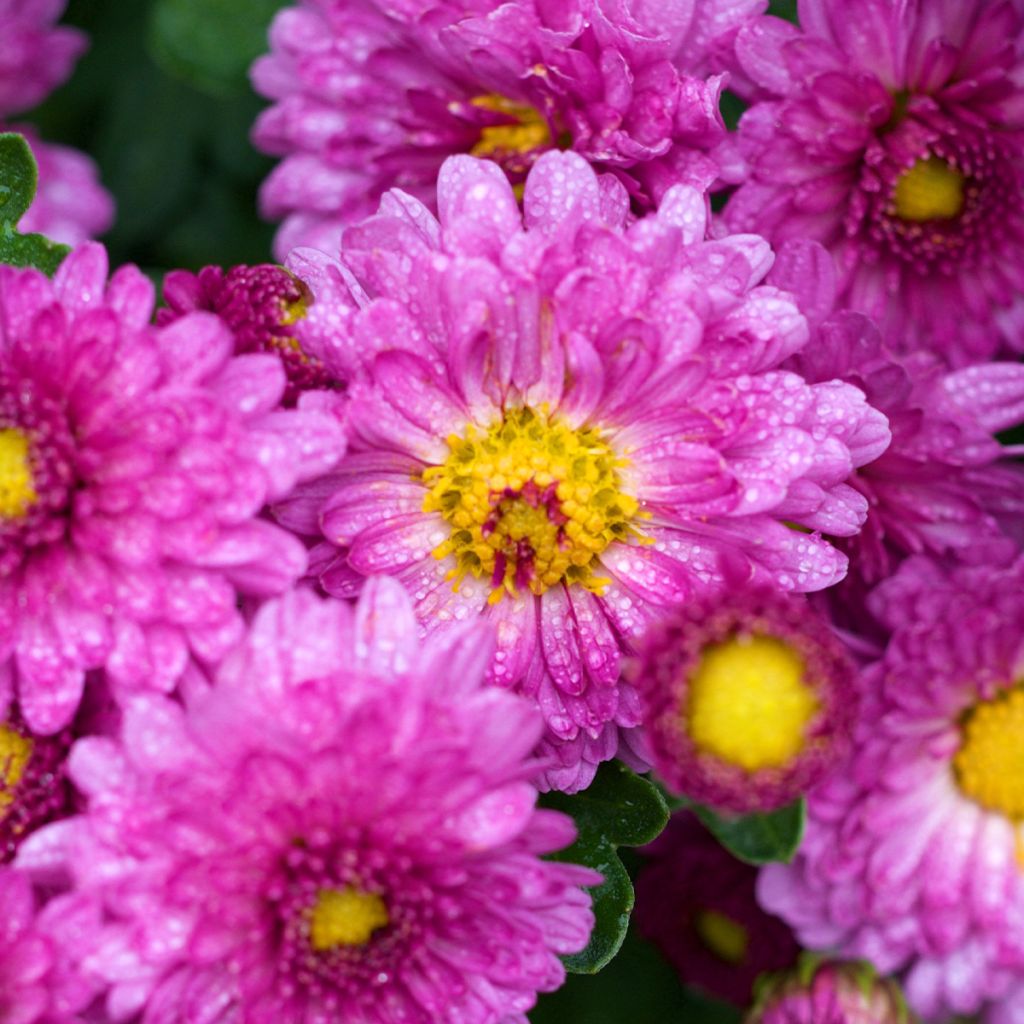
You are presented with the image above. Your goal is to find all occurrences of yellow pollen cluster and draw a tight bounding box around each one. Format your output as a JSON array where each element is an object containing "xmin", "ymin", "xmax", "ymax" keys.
[
  {"xmin": 470, "ymin": 94, "xmax": 552, "ymax": 157},
  {"xmin": 0, "ymin": 724, "xmax": 32, "ymax": 815},
  {"xmin": 686, "ymin": 634, "xmax": 819, "ymax": 772},
  {"xmin": 693, "ymin": 909, "xmax": 749, "ymax": 965},
  {"xmin": 422, "ymin": 406, "xmax": 641, "ymax": 602},
  {"xmin": 0, "ymin": 428, "xmax": 36, "ymax": 520},
  {"xmin": 309, "ymin": 886, "xmax": 389, "ymax": 952},
  {"xmin": 893, "ymin": 155, "xmax": 965, "ymax": 222},
  {"xmin": 955, "ymin": 686, "xmax": 1024, "ymax": 821}
]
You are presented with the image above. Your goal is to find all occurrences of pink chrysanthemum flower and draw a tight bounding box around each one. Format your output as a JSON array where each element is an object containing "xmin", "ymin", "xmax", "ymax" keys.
[
  {"xmin": 635, "ymin": 586, "xmax": 856, "ymax": 813},
  {"xmin": 274, "ymin": 151, "xmax": 889, "ymax": 791},
  {"xmin": 0, "ymin": 244, "xmax": 346, "ymax": 735},
  {"xmin": 635, "ymin": 812, "xmax": 800, "ymax": 1005},
  {"xmin": 11, "ymin": 125, "xmax": 114, "ymax": 246},
  {"xmin": 251, "ymin": 0, "xmax": 763, "ymax": 258},
  {"xmin": 23, "ymin": 580, "xmax": 597, "ymax": 1024},
  {"xmin": 759, "ymin": 555, "xmax": 1024, "ymax": 1024},
  {"xmin": 745, "ymin": 958, "xmax": 912, "ymax": 1024},
  {"xmin": 158, "ymin": 263, "xmax": 337, "ymax": 406},
  {"xmin": 0, "ymin": 867, "xmax": 97, "ymax": 1024},
  {"xmin": 771, "ymin": 241, "xmax": 1024, "ymax": 589},
  {"xmin": 0, "ymin": 1, "xmax": 85, "ymax": 118},
  {"xmin": 726, "ymin": 0, "xmax": 1024, "ymax": 363}
]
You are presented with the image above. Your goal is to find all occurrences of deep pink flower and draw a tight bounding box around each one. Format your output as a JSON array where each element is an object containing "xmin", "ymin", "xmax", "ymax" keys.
[
  {"xmin": 158, "ymin": 263, "xmax": 338, "ymax": 406},
  {"xmin": 0, "ymin": 1, "xmax": 85, "ymax": 118},
  {"xmin": 635, "ymin": 812, "xmax": 800, "ymax": 1005},
  {"xmin": 772, "ymin": 241, "xmax": 1024, "ymax": 589},
  {"xmin": 0, "ymin": 244, "xmax": 346, "ymax": 735},
  {"xmin": 274, "ymin": 152, "xmax": 889, "ymax": 791},
  {"xmin": 11, "ymin": 125, "xmax": 114, "ymax": 246},
  {"xmin": 745, "ymin": 958, "xmax": 911, "ymax": 1024},
  {"xmin": 635, "ymin": 586, "xmax": 856, "ymax": 813},
  {"xmin": 726, "ymin": 0, "xmax": 1024, "ymax": 363},
  {"xmin": 759, "ymin": 555, "xmax": 1024, "ymax": 1023},
  {"xmin": 0, "ymin": 867, "xmax": 97, "ymax": 1024},
  {"xmin": 250, "ymin": 0, "xmax": 763, "ymax": 258},
  {"xmin": 23, "ymin": 580, "xmax": 597, "ymax": 1024}
]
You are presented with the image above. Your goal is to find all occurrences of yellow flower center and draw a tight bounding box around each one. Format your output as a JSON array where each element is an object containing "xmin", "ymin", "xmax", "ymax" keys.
[
  {"xmin": 893, "ymin": 156, "xmax": 965, "ymax": 222},
  {"xmin": 422, "ymin": 406, "xmax": 641, "ymax": 602},
  {"xmin": 693, "ymin": 909, "xmax": 749, "ymax": 965},
  {"xmin": 687, "ymin": 634, "xmax": 819, "ymax": 772},
  {"xmin": 955, "ymin": 686, "xmax": 1024, "ymax": 821},
  {"xmin": 469, "ymin": 94, "xmax": 552, "ymax": 157},
  {"xmin": 0, "ymin": 428, "xmax": 36, "ymax": 520},
  {"xmin": 309, "ymin": 886, "xmax": 389, "ymax": 952},
  {"xmin": 0, "ymin": 724, "xmax": 32, "ymax": 814}
]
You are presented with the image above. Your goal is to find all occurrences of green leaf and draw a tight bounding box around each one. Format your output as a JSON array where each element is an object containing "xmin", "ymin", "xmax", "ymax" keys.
[
  {"xmin": 0, "ymin": 135, "xmax": 71, "ymax": 276},
  {"xmin": 768, "ymin": 0, "xmax": 799, "ymax": 22},
  {"xmin": 541, "ymin": 762, "xmax": 670, "ymax": 974},
  {"xmin": 0, "ymin": 133, "xmax": 39, "ymax": 226},
  {"xmin": 148, "ymin": 0, "xmax": 284, "ymax": 97},
  {"xmin": 0, "ymin": 225, "xmax": 71, "ymax": 276},
  {"xmin": 691, "ymin": 798, "xmax": 806, "ymax": 866}
]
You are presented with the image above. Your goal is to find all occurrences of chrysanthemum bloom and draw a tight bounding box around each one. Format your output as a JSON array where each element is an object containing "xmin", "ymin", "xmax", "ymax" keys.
[
  {"xmin": 759, "ymin": 555, "xmax": 1024, "ymax": 1023},
  {"xmin": 11, "ymin": 125, "xmax": 114, "ymax": 246},
  {"xmin": 0, "ymin": 0, "xmax": 85, "ymax": 118},
  {"xmin": 726, "ymin": 0, "xmax": 1024, "ymax": 363},
  {"xmin": 745, "ymin": 958, "xmax": 912, "ymax": 1024},
  {"xmin": 635, "ymin": 586, "xmax": 856, "ymax": 812},
  {"xmin": 0, "ymin": 867, "xmax": 97, "ymax": 1024},
  {"xmin": 274, "ymin": 151, "xmax": 889, "ymax": 791},
  {"xmin": 0, "ymin": 707, "xmax": 72, "ymax": 865},
  {"xmin": 251, "ymin": 0, "xmax": 763, "ymax": 258},
  {"xmin": 771, "ymin": 241, "xmax": 1024, "ymax": 589},
  {"xmin": 158, "ymin": 263, "xmax": 337, "ymax": 406},
  {"xmin": 0, "ymin": 243, "xmax": 346, "ymax": 735},
  {"xmin": 22, "ymin": 580, "xmax": 597, "ymax": 1023},
  {"xmin": 635, "ymin": 812, "xmax": 800, "ymax": 1005}
]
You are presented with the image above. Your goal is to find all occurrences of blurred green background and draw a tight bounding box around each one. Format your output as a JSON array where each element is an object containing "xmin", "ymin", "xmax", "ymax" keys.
[{"xmin": 21, "ymin": 2, "xmax": 795, "ymax": 1017}]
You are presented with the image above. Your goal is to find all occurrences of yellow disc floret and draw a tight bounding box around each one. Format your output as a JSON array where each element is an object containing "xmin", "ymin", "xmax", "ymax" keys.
[
  {"xmin": 693, "ymin": 909, "xmax": 749, "ymax": 965},
  {"xmin": 687, "ymin": 634, "xmax": 819, "ymax": 772},
  {"xmin": 955, "ymin": 686, "xmax": 1024, "ymax": 820},
  {"xmin": 893, "ymin": 155, "xmax": 965, "ymax": 222},
  {"xmin": 422, "ymin": 406, "xmax": 641, "ymax": 602},
  {"xmin": 0, "ymin": 724, "xmax": 32, "ymax": 814},
  {"xmin": 470, "ymin": 94, "xmax": 552, "ymax": 157},
  {"xmin": 309, "ymin": 886, "xmax": 389, "ymax": 952},
  {"xmin": 0, "ymin": 428, "xmax": 36, "ymax": 520}
]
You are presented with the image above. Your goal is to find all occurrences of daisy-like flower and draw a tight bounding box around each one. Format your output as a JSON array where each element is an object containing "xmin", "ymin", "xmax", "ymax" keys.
[
  {"xmin": 745, "ymin": 958, "xmax": 912, "ymax": 1024},
  {"xmin": 634, "ymin": 586, "xmax": 856, "ymax": 812},
  {"xmin": 274, "ymin": 151, "xmax": 889, "ymax": 791},
  {"xmin": 772, "ymin": 241, "xmax": 1024, "ymax": 589},
  {"xmin": 12, "ymin": 125, "xmax": 114, "ymax": 247},
  {"xmin": 22, "ymin": 580, "xmax": 597, "ymax": 1024},
  {"xmin": 0, "ymin": 244, "xmax": 346, "ymax": 735},
  {"xmin": 158, "ymin": 263, "xmax": 336, "ymax": 406},
  {"xmin": 726, "ymin": 0, "xmax": 1024, "ymax": 363},
  {"xmin": 635, "ymin": 812, "xmax": 800, "ymax": 1005},
  {"xmin": 0, "ymin": 0, "xmax": 85, "ymax": 118},
  {"xmin": 250, "ymin": 0, "xmax": 762, "ymax": 258},
  {"xmin": 759, "ymin": 555, "xmax": 1024, "ymax": 1024},
  {"xmin": 0, "ymin": 867, "xmax": 96, "ymax": 1024}
]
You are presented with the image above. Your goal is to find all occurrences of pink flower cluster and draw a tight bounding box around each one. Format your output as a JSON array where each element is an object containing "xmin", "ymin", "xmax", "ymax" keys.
[{"xmin": 3, "ymin": 0, "xmax": 1024, "ymax": 1022}]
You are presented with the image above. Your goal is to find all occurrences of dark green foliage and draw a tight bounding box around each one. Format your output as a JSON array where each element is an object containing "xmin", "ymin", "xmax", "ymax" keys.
[{"xmin": 541, "ymin": 762, "xmax": 670, "ymax": 973}]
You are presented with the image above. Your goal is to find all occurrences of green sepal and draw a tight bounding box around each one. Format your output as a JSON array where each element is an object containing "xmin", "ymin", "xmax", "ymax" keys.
[{"xmin": 541, "ymin": 761, "xmax": 670, "ymax": 974}]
